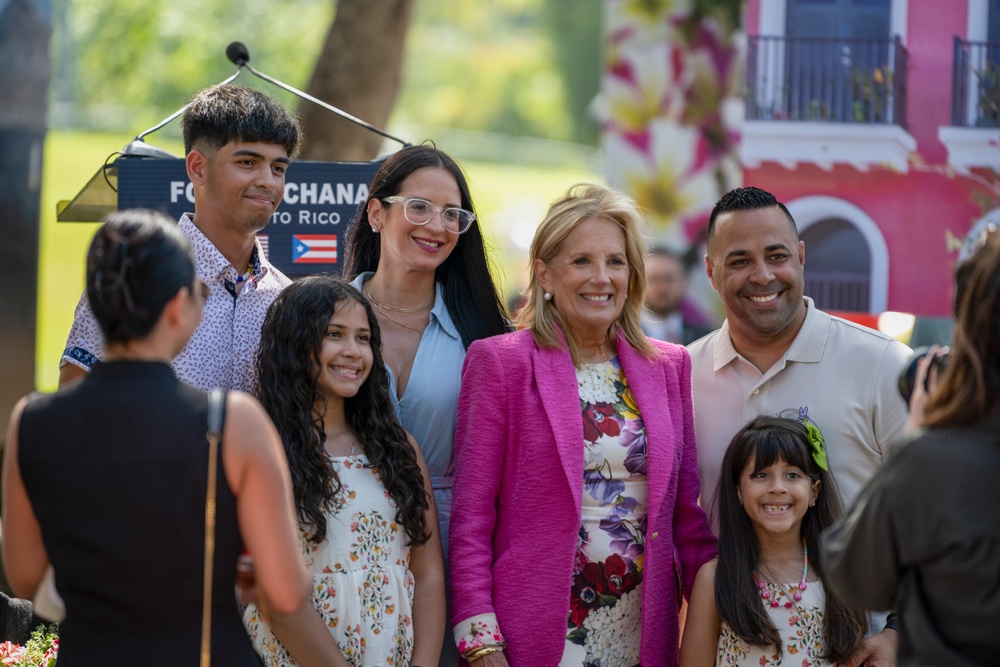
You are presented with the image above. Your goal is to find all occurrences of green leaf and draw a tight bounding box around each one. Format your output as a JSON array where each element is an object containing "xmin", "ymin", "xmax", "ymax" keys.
[{"xmin": 598, "ymin": 593, "xmax": 619, "ymax": 607}]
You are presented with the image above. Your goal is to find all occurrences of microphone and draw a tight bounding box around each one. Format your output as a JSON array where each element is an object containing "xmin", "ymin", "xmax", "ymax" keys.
[{"xmin": 226, "ymin": 41, "xmax": 250, "ymax": 67}]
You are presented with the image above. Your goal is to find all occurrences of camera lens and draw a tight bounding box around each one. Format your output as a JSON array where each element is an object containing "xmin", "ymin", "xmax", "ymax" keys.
[{"xmin": 898, "ymin": 346, "xmax": 950, "ymax": 406}]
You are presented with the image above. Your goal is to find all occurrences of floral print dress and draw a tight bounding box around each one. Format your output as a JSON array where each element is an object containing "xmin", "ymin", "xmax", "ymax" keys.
[
  {"xmin": 716, "ymin": 580, "xmax": 829, "ymax": 666},
  {"xmin": 560, "ymin": 357, "xmax": 647, "ymax": 667},
  {"xmin": 244, "ymin": 454, "xmax": 415, "ymax": 667}
]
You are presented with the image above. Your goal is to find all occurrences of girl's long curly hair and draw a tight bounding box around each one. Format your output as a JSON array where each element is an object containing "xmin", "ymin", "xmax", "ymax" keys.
[{"xmin": 255, "ymin": 276, "xmax": 429, "ymax": 546}]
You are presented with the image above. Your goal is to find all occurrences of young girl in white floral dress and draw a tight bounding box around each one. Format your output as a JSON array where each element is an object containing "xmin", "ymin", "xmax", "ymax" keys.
[
  {"xmin": 247, "ymin": 276, "xmax": 446, "ymax": 667},
  {"xmin": 679, "ymin": 414, "xmax": 866, "ymax": 667}
]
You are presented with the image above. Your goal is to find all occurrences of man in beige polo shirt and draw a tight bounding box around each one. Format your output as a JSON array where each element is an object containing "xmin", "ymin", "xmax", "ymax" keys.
[{"xmin": 688, "ymin": 186, "xmax": 910, "ymax": 667}]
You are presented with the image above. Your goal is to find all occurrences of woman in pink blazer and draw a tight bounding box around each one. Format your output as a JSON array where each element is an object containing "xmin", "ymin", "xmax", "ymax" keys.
[{"xmin": 449, "ymin": 184, "xmax": 717, "ymax": 667}]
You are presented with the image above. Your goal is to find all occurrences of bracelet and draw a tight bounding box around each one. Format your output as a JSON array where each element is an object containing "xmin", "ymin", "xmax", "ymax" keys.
[{"xmin": 462, "ymin": 645, "xmax": 505, "ymax": 662}]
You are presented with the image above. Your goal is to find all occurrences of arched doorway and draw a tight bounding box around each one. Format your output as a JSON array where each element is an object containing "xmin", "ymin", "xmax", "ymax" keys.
[
  {"xmin": 801, "ymin": 218, "xmax": 871, "ymax": 311},
  {"xmin": 787, "ymin": 195, "xmax": 889, "ymax": 313}
]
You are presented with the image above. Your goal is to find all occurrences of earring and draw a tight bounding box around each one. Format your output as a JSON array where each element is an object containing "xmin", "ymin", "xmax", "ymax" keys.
[
  {"xmin": 809, "ymin": 501, "xmax": 816, "ymax": 507},
  {"xmin": 543, "ymin": 292, "xmax": 552, "ymax": 301},
  {"xmin": 371, "ymin": 226, "xmax": 378, "ymax": 233}
]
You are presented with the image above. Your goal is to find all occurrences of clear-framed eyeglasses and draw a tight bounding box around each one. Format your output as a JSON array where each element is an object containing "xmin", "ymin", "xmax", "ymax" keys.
[{"xmin": 381, "ymin": 196, "xmax": 476, "ymax": 234}]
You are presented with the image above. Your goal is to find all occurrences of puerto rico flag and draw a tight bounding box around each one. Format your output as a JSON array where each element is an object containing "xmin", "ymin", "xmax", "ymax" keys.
[{"xmin": 292, "ymin": 234, "xmax": 337, "ymax": 264}]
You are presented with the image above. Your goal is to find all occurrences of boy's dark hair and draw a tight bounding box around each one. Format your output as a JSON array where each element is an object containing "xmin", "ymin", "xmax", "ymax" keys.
[
  {"xmin": 181, "ymin": 84, "xmax": 302, "ymax": 158},
  {"xmin": 713, "ymin": 415, "xmax": 867, "ymax": 663},
  {"xmin": 87, "ymin": 209, "xmax": 195, "ymax": 345},
  {"xmin": 707, "ymin": 186, "xmax": 797, "ymax": 245}
]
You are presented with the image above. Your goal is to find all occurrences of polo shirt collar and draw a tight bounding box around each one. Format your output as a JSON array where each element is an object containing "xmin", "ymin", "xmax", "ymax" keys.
[
  {"xmin": 783, "ymin": 297, "xmax": 826, "ymax": 363},
  {"xmin": 712, "ymin": 296, "xmax": 825, "ymax": 371}
]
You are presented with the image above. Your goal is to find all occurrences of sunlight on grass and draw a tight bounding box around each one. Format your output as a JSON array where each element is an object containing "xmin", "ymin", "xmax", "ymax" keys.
[
  {"xmin": 37, "ymin": 130, "xmax": 185, "ymax": 391},
  {"xmin": 37, "ymin": 131, "xmax": 598, "ymax": 391}
]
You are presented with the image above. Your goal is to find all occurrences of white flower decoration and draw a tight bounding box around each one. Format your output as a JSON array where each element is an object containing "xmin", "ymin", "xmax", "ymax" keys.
[{"xmin": 582, "ymin": 587, "xmax": 643, "ymax": 666}]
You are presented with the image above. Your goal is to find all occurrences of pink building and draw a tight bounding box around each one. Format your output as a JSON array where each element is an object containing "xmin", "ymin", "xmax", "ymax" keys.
[{"xmin": 741, "ymin": 0, "xmax": 999, "ymax": 317}]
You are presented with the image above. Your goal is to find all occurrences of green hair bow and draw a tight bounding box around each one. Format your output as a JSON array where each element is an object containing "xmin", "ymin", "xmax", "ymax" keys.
[{"xmin": 798, "ymin": 407, "xmax": 828, "ymax": 471}]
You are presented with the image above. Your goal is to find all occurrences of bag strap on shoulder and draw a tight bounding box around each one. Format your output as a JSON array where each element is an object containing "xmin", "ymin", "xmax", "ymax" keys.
[
  {"xmin": 206, "ymin": 388, "xmax": 226, "ymax": 441},
  {"xmin": 201, "ymin": 388, "xmax": 226, "ymax": 667}
]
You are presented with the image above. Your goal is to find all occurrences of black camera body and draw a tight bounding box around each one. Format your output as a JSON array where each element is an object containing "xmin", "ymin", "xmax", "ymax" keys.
[{"xmin": 898, "ymin": 346, "xmax": 950, "ymax": 406}]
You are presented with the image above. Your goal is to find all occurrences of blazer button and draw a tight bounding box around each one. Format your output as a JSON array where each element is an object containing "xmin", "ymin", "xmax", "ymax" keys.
[{"xmin": 650, "ymin": 531, "xmax": 659, "ymax": 540}]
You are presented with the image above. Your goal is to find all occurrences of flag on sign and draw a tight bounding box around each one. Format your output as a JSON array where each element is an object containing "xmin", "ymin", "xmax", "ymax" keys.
[
  {"xmin": 257, "ymin": 234, "xmax": 269, "ymax": 260},
  {"xmin": 292, "ymin": 234, "xmax": 338, "ymax": 264}
]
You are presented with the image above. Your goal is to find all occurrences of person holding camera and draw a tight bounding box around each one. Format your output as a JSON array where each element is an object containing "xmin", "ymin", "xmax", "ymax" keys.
[
  {"xmin": 898, "ymin": 344, "xmax": 950, "ymax": 435},
  {"xmin": 823, "ymin": 229, "xmax": 1000, "ymax": 666}
]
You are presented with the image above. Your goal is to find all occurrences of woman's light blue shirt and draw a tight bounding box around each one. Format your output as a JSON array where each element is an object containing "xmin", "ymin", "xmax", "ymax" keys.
[{"xmin": 350, "ymin": 273, "xmax": 465, "ymax": 558}]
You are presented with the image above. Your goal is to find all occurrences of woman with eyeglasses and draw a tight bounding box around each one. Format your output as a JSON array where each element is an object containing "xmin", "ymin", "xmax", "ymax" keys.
[
  {"xmin": 342, "ymin": 144, "xmax": 509, "ymax": 666},
  {"xmin": 2, "ymin": 210, "xmax": 347, "ymax": 666}
]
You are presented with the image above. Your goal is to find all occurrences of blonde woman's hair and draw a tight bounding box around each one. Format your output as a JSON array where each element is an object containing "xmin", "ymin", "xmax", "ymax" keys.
[{"xmin": 516, "ymin": 183, "xmax": 654, "ymax": 366}]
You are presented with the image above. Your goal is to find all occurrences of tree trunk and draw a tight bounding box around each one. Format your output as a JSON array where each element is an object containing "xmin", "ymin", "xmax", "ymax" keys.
[
  {"xmin": 0, "ymin": 0, "xmax": 50, "ymax": 595},
  {"xmin": 298, "ymin": 0, "xmax": 414, "ymax": 161}
]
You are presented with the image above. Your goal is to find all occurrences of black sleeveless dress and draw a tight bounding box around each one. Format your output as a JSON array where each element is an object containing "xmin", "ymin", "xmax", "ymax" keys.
[{"xmin": 18, "ymin": 360, "xmax": 263, "ymax": 666}]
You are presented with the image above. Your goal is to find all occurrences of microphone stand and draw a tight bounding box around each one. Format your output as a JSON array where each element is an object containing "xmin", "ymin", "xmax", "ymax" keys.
[
  {"xmin": 121, "ymin": 70, "xmax": 243, "ymax": 159},
  {"xmin": 121, "ymin": 42, "xmax": 409, "ymax": 158},
  {"xmin": 240, "ymin": 60, "xmax": 410, "ymax": 149}
]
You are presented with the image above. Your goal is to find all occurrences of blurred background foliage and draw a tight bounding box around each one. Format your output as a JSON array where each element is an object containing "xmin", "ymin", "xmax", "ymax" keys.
[
  {"xmin": 52, "ymin": 0, "xmax": 602, "ymax": 146},
  {"xmin": 40, "ymin": 0, "xmax": 606, "ymax": 390}
]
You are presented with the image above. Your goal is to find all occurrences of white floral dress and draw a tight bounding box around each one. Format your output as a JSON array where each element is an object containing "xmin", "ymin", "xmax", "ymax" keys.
[
  {"xmin": 244, "ymin": 454, "xmax": 415, "ymax": 667},
  {"xmin": 716, "ymin": 580, "xmax": 829, "ymax": 666},
  {"xmin": 560, "ymin": 357, "xmax": 647, "ymax": 667}
]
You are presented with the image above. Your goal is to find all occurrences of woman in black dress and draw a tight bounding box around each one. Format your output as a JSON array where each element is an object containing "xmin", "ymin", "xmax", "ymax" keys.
[{"xmin": 2, "ymin": 210, "xmax": 347, "ymax": 667}]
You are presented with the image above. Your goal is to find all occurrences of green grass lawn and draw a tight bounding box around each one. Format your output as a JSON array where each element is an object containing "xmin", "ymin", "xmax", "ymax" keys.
[{"xmin": 36, "ymin": 130, "xmax": 597, "ymax": 391}]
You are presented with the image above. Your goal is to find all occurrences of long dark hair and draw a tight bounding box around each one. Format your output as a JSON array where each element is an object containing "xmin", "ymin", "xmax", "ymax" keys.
[
  {"xmin": 86, "ymin": 209, "xmax": 195, "ymax": 345},
  {"xmin": 713, "ymin": 416, "xmax": 866, "ymax": 663},
  {"xmin": 255, "ymin": 276, "xmax": 429, "ymax": 546},
  {"xmin": 342, "ymin": 144, "xmax": 509, "ymax": 348}
]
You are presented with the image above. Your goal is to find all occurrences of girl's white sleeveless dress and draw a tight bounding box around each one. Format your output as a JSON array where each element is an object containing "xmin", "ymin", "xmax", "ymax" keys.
[{"xmin": 244, "ymin": 453, "xmax": 415, "ymax": 667}]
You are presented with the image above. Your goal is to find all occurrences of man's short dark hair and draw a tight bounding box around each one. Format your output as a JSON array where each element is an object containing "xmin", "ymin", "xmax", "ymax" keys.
[
  {"xmin": 707, "ymin": 186, "xmax": 797, "ymax": 245},
  {"xmin": 181, "ymin": 84, "xmax": 302, "ymax": 158}
]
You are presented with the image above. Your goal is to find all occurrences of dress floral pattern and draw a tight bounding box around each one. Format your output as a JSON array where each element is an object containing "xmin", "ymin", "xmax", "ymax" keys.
[
  {"xmin": 561, "ymin": 357, "xmax": 647, "ymax": 667},
  {"xmin": 244, "ymin": 454, "xmax": 415, "ymax": 667},
  {"xmin": 716, "ymin": 580, "xmax": 829, "ymax": 667}
]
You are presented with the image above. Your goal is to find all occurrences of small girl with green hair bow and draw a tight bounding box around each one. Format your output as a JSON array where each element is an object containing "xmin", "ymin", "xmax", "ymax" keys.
[{"xmin": 679, "ymin": 413, "xmax": 867, "ymax": 667}]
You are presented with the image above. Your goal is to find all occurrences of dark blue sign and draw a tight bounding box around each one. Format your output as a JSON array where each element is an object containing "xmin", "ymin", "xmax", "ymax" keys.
[{"xmin": 116, "ymin": 156, "xmax": 384, "ymax": 278}]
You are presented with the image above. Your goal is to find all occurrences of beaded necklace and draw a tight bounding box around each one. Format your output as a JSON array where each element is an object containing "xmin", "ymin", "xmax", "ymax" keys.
[
  {"xmin": 756, "ymin": 539, "xmax": 809, "ymax": 609},
  {"xmin": 235, "ymin": 264, "xmax": 252, "ymax": 284}
]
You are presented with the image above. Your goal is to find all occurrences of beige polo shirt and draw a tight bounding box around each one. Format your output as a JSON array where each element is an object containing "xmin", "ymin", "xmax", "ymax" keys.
[{"xmin": 688, "ymin": 298, "xmax": 911, "ymax": 515}]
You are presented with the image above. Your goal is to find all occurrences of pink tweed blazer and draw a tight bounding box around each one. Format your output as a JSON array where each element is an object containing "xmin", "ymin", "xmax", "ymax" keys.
[{"xmin": 449, "ymin": 328, "xmax": 717, "ymax": 667}]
